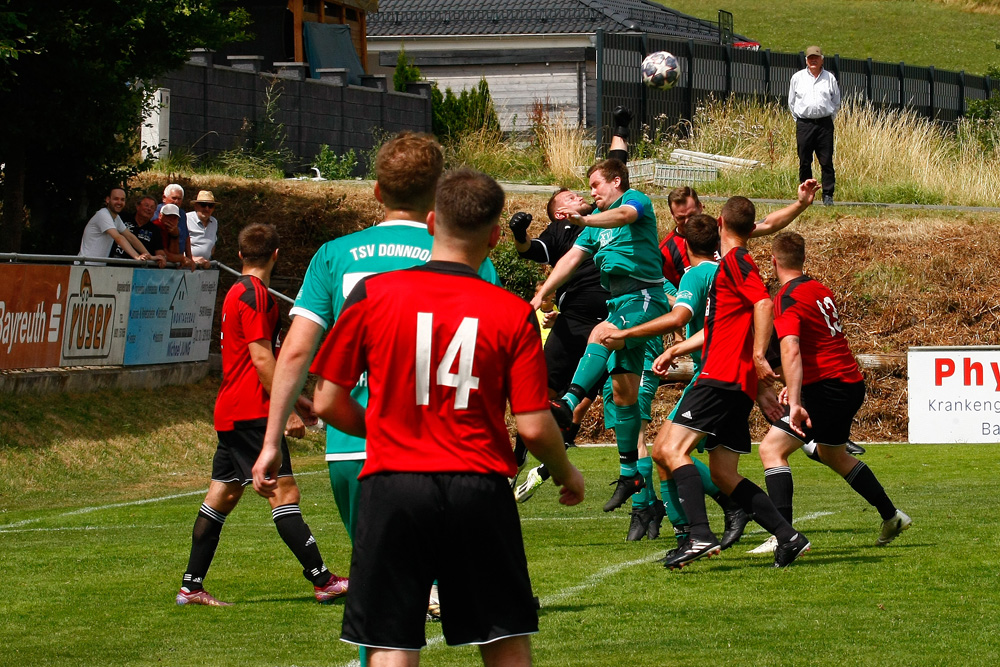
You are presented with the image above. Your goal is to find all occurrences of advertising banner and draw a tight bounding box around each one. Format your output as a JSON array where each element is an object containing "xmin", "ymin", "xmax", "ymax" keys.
[
  {"xmin": 59, "ymin": 266, "xmax": 132, "ymax": 366},
  {"xmin": 123, "ymin": 269, "xmax": 218, "ymax": 365},
  {"xmin": 0, "ymin": 265, "xmax": 71, "ymax": 370},
  {"xmin": 907, "ymin": 346, "xmax": 1000, "ymax": 443}
]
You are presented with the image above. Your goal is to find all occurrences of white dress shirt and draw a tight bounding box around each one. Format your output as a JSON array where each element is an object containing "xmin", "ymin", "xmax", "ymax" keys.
[
  {"xmin": 186, "ymin": 211, "xmax": 218, "ymax": 260},
  {"xmin": 788, "ymin": 68, "xmax": 841, "ymax": 120}
]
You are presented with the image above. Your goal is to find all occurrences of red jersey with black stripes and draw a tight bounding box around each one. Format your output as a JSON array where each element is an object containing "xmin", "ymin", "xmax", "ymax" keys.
[
  {"xmin": 310, "ymin": 261, "xmax": 550, "ymax": 478},
  {"xmin": 659, "ymin": 228, "xmax": 691, "ymax": 288},
  {"xmin": 773, "ymin": 275, "xmax": 864, "ymax": 384},
  {"xmin": 215, "ymin": 275, "xmax": 280, "ymax": 431},
  {"xmin": 695, "ymin": 247, "xmax": 771, "ymax": 399}
]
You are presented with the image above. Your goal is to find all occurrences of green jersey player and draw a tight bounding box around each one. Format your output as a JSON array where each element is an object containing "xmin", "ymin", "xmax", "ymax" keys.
[{"xmin": 531, "ymin": 159, "xmax": 669, "ymax": 523}]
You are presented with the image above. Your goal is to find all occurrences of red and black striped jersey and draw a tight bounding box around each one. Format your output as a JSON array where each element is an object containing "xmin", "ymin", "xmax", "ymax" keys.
[
  {"xmin": 310, "ymin": 261, "xmax": 550, "ymax": 478},
  {"xmin": 696, "ymin": 247, "xmax": 771, "ymax": 399},
  {"xmin": 215, "ymin": 275, "xmax": 280, "ymax": 431},
  {"xmin": 773, "ymin": 275, "xmax": 863, "ymax": 385},
  {"xmin": 659, "ymin": 228, "xmax": 690, "ymax": 288}
]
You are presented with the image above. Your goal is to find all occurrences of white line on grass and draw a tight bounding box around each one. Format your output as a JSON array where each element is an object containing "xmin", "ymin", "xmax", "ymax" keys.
[{"xmin": 0, "ymin": 470, "xmax": 326, "ymax": 530}]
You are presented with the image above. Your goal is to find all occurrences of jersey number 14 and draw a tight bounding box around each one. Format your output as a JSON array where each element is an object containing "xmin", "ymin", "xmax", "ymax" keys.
[{"xmin": 415, "ymin": 313, "xmax": 480, "ymax": 410}]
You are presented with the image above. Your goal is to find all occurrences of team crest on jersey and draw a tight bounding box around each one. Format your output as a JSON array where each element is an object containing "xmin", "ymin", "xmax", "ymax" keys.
[{"xmin": 598, "ymin": 229, "xmax": 614, "ymax": 247}]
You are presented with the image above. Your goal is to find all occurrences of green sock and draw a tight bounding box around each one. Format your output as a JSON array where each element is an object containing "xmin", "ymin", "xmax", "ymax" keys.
[
  {"xmin": 664, "ymin": 478, "xmax": 689, "ymax": 527},
  {"xmin": 693, "ymin": 457, "xmax": 719, "ymax": 496},
  {"xmin": 615, "ymin": 402, "xmax": 640, "ymax": 478},
  {"xmin": 637, "ymin": 456, "xmax": 656, "ymax": 504},
  {"xmin": 563, "ymin": 343, "xmax": 610, "ymax": 410}
]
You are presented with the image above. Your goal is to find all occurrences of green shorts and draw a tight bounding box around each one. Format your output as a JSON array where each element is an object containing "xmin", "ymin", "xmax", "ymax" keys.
[
  {"xmin": 603, "ymin": 338, "xmax": 662, "ymax": 427},
  {"xmin": 604, "ymin": 289, "xmax": 669, "ymax": 376}
]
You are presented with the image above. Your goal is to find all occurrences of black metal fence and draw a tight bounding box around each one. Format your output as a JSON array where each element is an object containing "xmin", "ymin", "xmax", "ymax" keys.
[{"xmin": 596, "ymin": 30, "xmax": 994, "ymax": 149}]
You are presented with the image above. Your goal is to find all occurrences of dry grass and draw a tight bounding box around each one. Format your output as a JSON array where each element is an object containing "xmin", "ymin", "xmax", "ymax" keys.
[
  {"xmin": 673, "ymin": 96, "xmax": 1000, "ymax": 205},
  {"xmin": 537, "ymin": 115, "xmax": 592, "ymax": 186},
  {"xmin": 929, "ymin": 0, "xmax": 1000, "ymax": 14}
]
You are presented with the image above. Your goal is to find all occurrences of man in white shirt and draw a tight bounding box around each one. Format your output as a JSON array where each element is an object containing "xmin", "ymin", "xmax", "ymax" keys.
[
  {"xmin": 788, "ymin": 45, "xmax": 841, "ymax": 206},
  {"xmin": 78, "ymin": 187, "xmax": 160, "ymax": 265},
  {"xmin": 186, "ymin": 190, "xmax": 219, "ymax": 268}
]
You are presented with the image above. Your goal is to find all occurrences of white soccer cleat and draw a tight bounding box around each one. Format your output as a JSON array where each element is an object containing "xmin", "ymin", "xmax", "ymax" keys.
[
  {"xmin": 514, "ymin": 467, "xmax": 545, "ymax": 503},
  {"xmin": 876, "ymin": 510, "xmax": 912, "ymax": 546},
  {"xmin": 748, "ymin": 535, "xmax": 779, "ymax": 554}
]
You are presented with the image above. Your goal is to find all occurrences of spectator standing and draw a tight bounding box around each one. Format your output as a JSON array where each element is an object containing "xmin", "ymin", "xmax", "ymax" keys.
[
  {"xmin": 187, "ymin": 190, "xmax": 219, "ymax": 268},
  {"xmin": 788, "ymin": 46, "xmax": 841, "ymax": 206}
]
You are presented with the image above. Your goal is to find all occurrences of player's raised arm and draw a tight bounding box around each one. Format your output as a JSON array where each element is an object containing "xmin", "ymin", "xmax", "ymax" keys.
[{"xmin": 530, "ymin": 246, "xmax": 589, "ymax": 310}]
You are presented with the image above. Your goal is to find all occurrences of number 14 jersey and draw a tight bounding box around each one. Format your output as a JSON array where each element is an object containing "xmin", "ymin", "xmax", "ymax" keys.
[{"xmin": 310, "ymin": 261, "xmax": 550, "ymax": 478}]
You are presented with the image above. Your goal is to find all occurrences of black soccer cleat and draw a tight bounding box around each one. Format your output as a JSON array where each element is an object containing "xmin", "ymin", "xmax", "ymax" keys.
[
  {"xmin": 549, "ymin": 398, "xmax": 574, "ymax": 432},
  {"xmin": 663, "ymin": 536, "xmax": 722, "ymax": 570},
  {"xmin": 603, "ymin": 473, "xmax": 645, "ymax": 512},
  {"xmin": 846, "ymin": 440, "xmax": 866, "ymax": 456},
  {"xmin": 626, "ymin": 506, "xmax": 654, "ymax": 541},
  {"xmin": 656, "ymin": 524, "xmax": 691, "ymax": 563},
  {"xmin": 720, "ymin": 507, "xmax": 751, "ymax": 550},
  {"xmin": 646, "ymin": 499, "xmax": 666, "ymax": 540},
  {"xmin": 773, "ymin": 532, "xmax": 811, "ymax": 568}
]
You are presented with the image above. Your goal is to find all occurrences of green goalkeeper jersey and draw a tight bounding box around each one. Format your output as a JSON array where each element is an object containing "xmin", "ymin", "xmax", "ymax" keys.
[
  {"xmin": 291, "ymin": 219, "xmax": 500, "ymax": 459},
  {"xmin": 573, "ymin": 189, "xmax": 665, "ymax": 293}
]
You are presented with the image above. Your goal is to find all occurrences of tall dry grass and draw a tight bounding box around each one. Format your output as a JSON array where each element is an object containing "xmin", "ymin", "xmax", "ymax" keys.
[
  {"xmin": 537, "ymin": 115, "xmax": 592, "ymax": 186},
  {"xmin": 929, "ymin": 0, "xmax": 1000, "ymax": 15},
  {"xmin": 680, "ymin": 96, "xmax": 1000, "ymax": 205}
]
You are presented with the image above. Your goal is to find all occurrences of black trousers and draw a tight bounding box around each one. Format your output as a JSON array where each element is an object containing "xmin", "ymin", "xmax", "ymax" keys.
[{"xmin": 796, "ymin": 116, "xmax": 835, "ymax": 197}]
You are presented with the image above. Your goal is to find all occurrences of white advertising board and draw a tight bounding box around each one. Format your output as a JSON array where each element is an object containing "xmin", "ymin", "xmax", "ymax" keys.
[{"xmin": 907, "ymin": 346, "xmax": 1000, "ymax": 443}]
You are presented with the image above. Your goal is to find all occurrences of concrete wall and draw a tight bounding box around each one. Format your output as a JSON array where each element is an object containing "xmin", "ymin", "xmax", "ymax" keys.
[{"xmin": 155, "ymin": 54, "xmax": 432, "ymax": 174}]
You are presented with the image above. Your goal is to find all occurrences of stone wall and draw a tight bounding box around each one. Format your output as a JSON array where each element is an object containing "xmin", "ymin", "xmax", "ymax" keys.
[{"xmin": 154, "ymin": 52, "xmax": 432, "ymax": 174}]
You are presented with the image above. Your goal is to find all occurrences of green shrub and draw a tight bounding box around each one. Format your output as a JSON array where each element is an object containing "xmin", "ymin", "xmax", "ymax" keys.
[
  {"xmin": 432, "ymin": 78, "xmax": 500, "ymax": 142},
  {"xmin": 490, "ymin": 239, "xmax": 544, "ymax": 300},
  {"xmin": 313, "ymin": 145, "xmax": 357, "ymax": 180},
  {"xmin": 393, "ymin": 46, "xmax": 422, "ymax": 92}
]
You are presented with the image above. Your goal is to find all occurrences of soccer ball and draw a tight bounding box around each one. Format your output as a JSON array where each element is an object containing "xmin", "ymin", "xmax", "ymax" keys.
[{"xmin": 641, "ymin": 51, "xmax": 680, "ymax": 91}]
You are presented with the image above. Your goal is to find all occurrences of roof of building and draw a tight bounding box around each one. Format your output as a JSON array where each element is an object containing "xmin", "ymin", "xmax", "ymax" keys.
[{"xmin": 367, "ymin": 0, "xmax": 744, "ymax": 41}]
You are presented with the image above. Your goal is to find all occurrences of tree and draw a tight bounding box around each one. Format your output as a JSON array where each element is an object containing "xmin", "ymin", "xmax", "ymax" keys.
[
  {"xmin": 392, "ymin": 45, "xmax": 421, "ymax": 93},
  {"xmin": 0, "ymin": 2, "xmax": 249, "ymax": 252}
]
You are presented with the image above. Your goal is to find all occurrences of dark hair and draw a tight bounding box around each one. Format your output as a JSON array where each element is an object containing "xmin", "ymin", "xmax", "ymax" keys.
[
  {"xmin": 435, "ymin": 168, "xmax": 505, "ymax": 235},
  {"xmin": 137, "ymin": 195, "xmax": 157, "ymax": 206},
  {"xmin": 684, "ymin": 214, "xmax": 720, "ymax": 258},
  {"xmin": 547, "ymin": 187, "xmax": 570, "ymax": 223},
  {"xmin": 772, "ymin": 231, "xmax": 806, "ymax": 270},
  {"xmin": 667, "ymin": 186, "xmax": 701, "ymax": 211},
  {"xmin": 238, "ymin": 223, "xmax": 279, "ymax": 267},
  {"xmin": 108, "ymin": 186, "xmax": 126, "ymax": 197},
  {"xmin": 720, "ymin": 196, "xmax": 756, "ymax": 237},
  {"xmin": 586, "ymin": 158, "xmax": 630, "ymax": 192},
  {"xmin": 375, "ymin": 131, "xmax": 444, "ymax": 213}
]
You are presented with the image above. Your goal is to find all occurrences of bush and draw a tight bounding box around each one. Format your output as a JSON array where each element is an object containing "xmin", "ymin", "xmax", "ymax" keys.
[
  {"xmin": 313, "ymin": 145, "xmax": 357, "ymax": 180},
  {"xmin": 393, "ymin": 46, "xmax": 422, "ymax": 92},
  {"xmin": 432, "ymin": 78, "xmax": 500, "ymax": 142},
  {"xmin": 490, "ymin": 238, "xmax": 544, "ymax": 301}
]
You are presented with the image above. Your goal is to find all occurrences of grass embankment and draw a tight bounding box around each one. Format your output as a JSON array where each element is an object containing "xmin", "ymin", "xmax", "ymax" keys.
[
  {"xmin": 124, "ymin": 174, "xmax": 1000, "ymax": 443},
  {"xmin": 659, "ymin": 0, "xmax": 1000, "ymax": 73},
  {"xmin": 3, "ymin": 443, "xmax": 999, "ymax": 665}
]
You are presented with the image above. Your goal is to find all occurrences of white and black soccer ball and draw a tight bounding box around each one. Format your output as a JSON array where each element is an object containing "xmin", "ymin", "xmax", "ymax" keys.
[{"xmin": 641, "ymin": 51, "xmax": 680, "ymax": 91}]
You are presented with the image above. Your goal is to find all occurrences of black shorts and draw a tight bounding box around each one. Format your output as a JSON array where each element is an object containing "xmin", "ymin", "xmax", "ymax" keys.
[
  {"xmin": 342, "ymin": 472, "xmax": 538, "ymax": 650},
  {"xmin": 672, "ymin": 383, "xmax": 754, "ymax": 454},
  {"xmin": 771, "ymin": 379, "xmax": 865, "ymax": 446},
  {"xmin": 212, "ymin": 419, "xmax": 293, "ymax": 485},
  {"xmin": 544, "ymin": 314, "xmax": 603, "ymax": 399}
]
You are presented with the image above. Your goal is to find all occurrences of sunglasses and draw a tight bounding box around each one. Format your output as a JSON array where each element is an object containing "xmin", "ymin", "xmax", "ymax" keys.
[{"xmin": 196, "ymin": 202, "xmax": 216, "ymax": 209}]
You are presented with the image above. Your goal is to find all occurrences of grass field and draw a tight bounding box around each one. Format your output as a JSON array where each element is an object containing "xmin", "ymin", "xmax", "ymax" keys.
[
  {"xmin": 658, "ymin": 0, "xmax": 1000, "ymax": 74},
  {"xmin": 3, "ymin": 441, "xmax": 999, "ymax": 666}
]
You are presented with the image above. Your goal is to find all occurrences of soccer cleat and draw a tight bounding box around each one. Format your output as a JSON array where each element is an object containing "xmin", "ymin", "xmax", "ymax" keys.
[
  {"xmin": 626, "ymin": 505, "xmax": 656, "ymax": 541},
  {"xmin": 663, "ymin": 537, "xmax": 722, "ymax": 570},
  {"xmin": 646, "ymin": 499, "xmax": 666, "ymax": 540},
  {"xmin": 748, "ymin": 535, "xmax": 779, "ymax": 554},
  {"xmin": 314, "ymin": 574, "xmax": 349, "ymax": 603},
  {"xmin": 823, "ymin": 195, "xmax": 834, "ymax": 206},
  {"xmin": 846, "ymin": 440, "xmax": 867, "ymax": 456},
  {"xmin": 427, "ymin": 584, "xmax": 441, "ymax": 622},
  {"xmin": 876, "ymin": 510, "xmax": 912, "ymax": 546},
  {"xmin": 603, "ymin": 473, "xmax": 645, "ymax": 512},
  {"xmin": 657, "ymin": 524, "xmax": 691, "ymax": 562},
  {"xmin": 549, "ymin": 398, "xmax": 574, "ymax": 432},
  {"xmin": 515, "ymin": 467, "xmax": 546, "ymax": 503},
  {"xmin": 720, "ymin": 507, "xmax": 751, "ymax": 551},
  {"xmin": 773, "ymin": 533, "xmax": 811, "ymax": 567},
  {"xmin": 175, "ymin": 588, "xmax": 231, "ymax": 606}
]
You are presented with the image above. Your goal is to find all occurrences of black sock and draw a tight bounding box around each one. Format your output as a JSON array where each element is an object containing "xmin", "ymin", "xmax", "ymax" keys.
[
  {"xmin": 272, "ymin": 504, "xmax": 330, "ymax": 586},
  {"xmin": 844, "ymin": 461, "xmax": 896, "ymax": 521},
  {"xmin": 710, "ymin": 490, "xmax": 739, "ymax": 512},
  {"xmin": 730, "ymin": 478, "xmax": 796, "ymax": 543},
  {"xmin": 181, "ymin": 503, "xmax": 227, "ymax": 591},
  {"xmin": 537, "ymin": 465, "xmax": 551, "ymax": 482},
  {"xmin": 764, "ymin": 466, "xmax": 794, "ymax": 524},
  {"xmin": 673, "ymin": 464, "xmax": 713, "ymax": 541}
]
